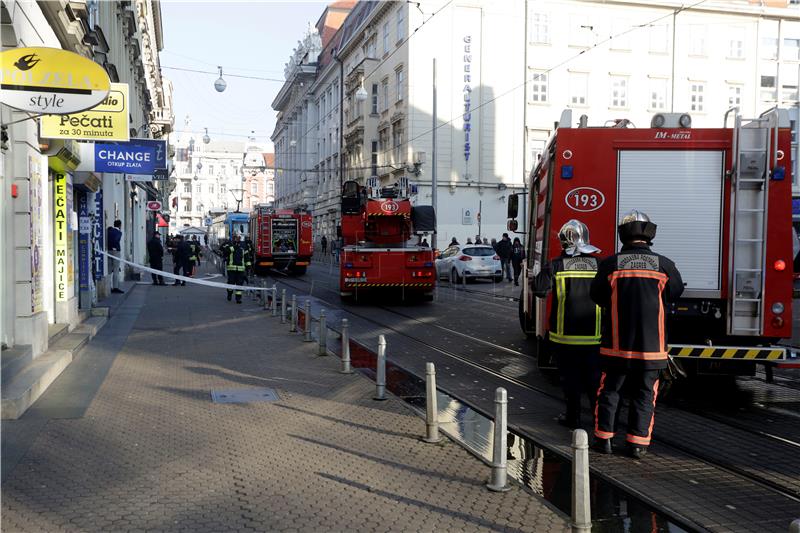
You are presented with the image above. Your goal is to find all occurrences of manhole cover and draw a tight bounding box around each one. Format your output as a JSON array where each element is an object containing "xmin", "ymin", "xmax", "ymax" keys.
[{"xmin": 211, "ymin": 388, "xmax": 280, "ymax": 404}]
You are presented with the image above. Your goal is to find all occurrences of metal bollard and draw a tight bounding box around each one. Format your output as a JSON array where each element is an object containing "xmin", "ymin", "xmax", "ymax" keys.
[
  {"xmin": 571, "ymin": 429, "xmax": 591, "ymax": 532},
  {"xmin": 290, "ymin": 294, "xmax": 297, "ymax": 332},
  {"xmin": 318, "ymin": 309, "xmax": 327, "ymax": 355},
  {"xmin": 423, "ymin": 362, "xmax": 442, "ymax": 443},
  {"xmin": 340, "ymin": 319, "xmax": 353, "ymax": 374},
  {"xmin": 374, "ymin": 335, "xmax": 387, "ymax": 401},
  {"xmin": 303, "ymin": 299, "xmax": 313, "ymax": 342},
  {"xmin": 263, "ymin": 284, "xmax": 269, "ymax": 311},
  {"xmin": 271, "ymin": 284, "xmax": 278, "ymax": 316},
  {"xmin": 280, "ymin": 289, "xmax": 287, "ymax": 323},
  {"xmin": 790, "ymin": 519, "xmax": 800, "ymax": 533},
  {"xmin": 486, "ymin": 387, "xmax": 511, "ymax": 492}
]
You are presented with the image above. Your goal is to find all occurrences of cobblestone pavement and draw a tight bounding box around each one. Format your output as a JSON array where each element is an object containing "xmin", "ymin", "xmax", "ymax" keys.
[{"xmin": 1, "ymin": 266, "xmax": 568, "ymax": 533}]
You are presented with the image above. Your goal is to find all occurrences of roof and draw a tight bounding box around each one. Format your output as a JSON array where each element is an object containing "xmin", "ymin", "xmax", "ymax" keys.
[{"xmin": 336, "ymin": 1, "xmax": 378, "ymax": 57}]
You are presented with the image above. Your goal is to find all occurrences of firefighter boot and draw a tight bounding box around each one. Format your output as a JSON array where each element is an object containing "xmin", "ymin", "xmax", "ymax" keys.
[
  {"xmin": 591, "ymin": 438, "xmax": 613, "ymax": 455},
  {"xmin": 627, "ymin": 444, "xmax": 648, "ymax": 460}
]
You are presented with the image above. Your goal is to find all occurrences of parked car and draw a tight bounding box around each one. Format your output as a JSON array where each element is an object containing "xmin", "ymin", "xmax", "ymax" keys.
[{"xmin": 435, "ymin": 244, "xmax": 502, "ymax": 283}]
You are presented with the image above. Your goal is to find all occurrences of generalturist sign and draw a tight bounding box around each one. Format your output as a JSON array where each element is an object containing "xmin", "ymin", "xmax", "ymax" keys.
[
  {"xmin": 0, "ymin": 47, "xmax": 110, "ymax": 114},
  {"xmin": 39, "ymin": 83, "xmax": 129, "ymax": 141}
]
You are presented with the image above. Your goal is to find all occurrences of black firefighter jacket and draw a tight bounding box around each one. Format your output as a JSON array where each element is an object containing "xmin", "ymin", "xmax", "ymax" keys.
[
  {"xmin": 590, "ymin": 243, "xmax": 684, "ymax": 370},
  {"xmin": 533, "ymin": 253, "xmax": 601, "ymax": 346}
]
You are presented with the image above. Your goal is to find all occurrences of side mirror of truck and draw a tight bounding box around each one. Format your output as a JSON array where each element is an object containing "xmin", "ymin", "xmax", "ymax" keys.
[
  {"xmin": 507, "ymin": 194, "xmax": 519, "ymax": 219},
  {"xmin": 507, "ymin": 219, "xmax": 519, "ymax": 232}
]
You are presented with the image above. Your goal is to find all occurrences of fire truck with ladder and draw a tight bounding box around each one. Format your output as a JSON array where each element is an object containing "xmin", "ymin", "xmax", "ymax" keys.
[
  {"xmin": 249, "ymin": 206, "xmax": 313, "ymax": 275},
  {"xmin": 508, "ymin": 107, "xmax": 797, "ymax": 376},
  {"xmin": 339, "ymin": 179, "xmax": 437, "ymax": 301}
]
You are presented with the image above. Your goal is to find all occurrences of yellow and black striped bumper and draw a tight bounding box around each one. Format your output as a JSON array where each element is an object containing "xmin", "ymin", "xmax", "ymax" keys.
[
  {"xmin": 668, "ymin": 345, "xmax": 786, "ymax": 361},
  {"xmin": 345, "ymin": 282, "xmax": 433, "ymax": 287}
]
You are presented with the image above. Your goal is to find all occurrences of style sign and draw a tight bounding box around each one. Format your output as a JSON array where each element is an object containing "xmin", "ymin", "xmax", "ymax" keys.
[
  {"xmin": 565, "ymin": 187, "xmax": 605, "ymax": 212},
  {"xmin": 0, "ymin": 47, "xmax": 111, "ymax": 114},
  {"xmin": 95, "ymin": 139, "xmax": 167, "ymax": 174},
  {"xmin": 146, "ymin": 201, "xmax": 162, "ymax": 211},
  {"xmin": 40, "ymin": 83, "xmax": 129, "ymax": 141}
]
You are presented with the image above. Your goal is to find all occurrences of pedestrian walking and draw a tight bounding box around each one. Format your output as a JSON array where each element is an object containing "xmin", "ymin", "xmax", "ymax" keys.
[
  {"xmin": 495, "ymin": 233, "xmax": 513, "ymax": 282},
  {"xmin": 331, "ymin": 238, "xmax": 340, "ymax": 264},
  {"xmin": 590, "ymin": 210, "xmax": 684, "ymax": 459},
  {"xmin": 511, "ymin": 237, "xmax": 525, "ymax": 286},
  {"xmin": 220, "ymin": 234, "xmax": 251, "ymax": 303},
  {"xmin": 474, "ymin": 234, "xmax": 482, "ymax": 245},
  {"xmin": 466, "ymin": 238, "xmax": 473, "ymax": 244},
  {"xmin": 173, "ymin": 235, "xmax": 192, "ymax": 286},
  {"xmin": 449, "ymin": 237, "xmax": 460, "ymax": 246},
  {"xmin": 321, "ymin": 235, "xmax": 328, "ymax": 260},
  {"xmin": 147, "ymin": 231, "xmax": 166, "ymax": 285},
  {"xmin": 533, "ymin": 220, "xmax": 602, "ymax": 429},
  {"xmin": 106, "ymin": 219, "xmax": 124, "ymax": 294},
  {"xmin": 490, "ymin": 237, "xmax": 497, "ymax": 251},
  {"xmin": 482, "ymin": 238, "xmax": 489, "ymax": 245}
]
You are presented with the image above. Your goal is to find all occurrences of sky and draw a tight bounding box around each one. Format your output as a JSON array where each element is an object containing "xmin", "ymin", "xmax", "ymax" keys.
[{"xmin": 160, "ymin": 1, "xmax": 328, "ymax": 152}]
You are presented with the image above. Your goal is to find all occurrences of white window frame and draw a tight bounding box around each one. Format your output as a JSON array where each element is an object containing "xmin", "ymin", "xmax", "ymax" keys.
[
  {"xmin": 381, "ymin": 78, "xmax": 389, "ymax": 111},
  {"xmin": 383, "ymin": 21, "xmax": 390, "ymax": 54},
  {"xmin": 610, "ymin": 19, "xmax": 631, "ymax": 51},
  {"xmin": 728, "ymin": 28, "xmax": 745, "ymax": 59},
  {"xmin": 609, "ymin": 75, "xmax": 629, "ymax": 108},
  {"xmin": 649, "ymin": 24, "xmax": 669, "ymax": 54},
  {"xmin": 727, "ymin": 83, "xmax": 743, "ymax": 107},
  {"xmin": 395, "ymin": 67, "xmax": 404, "ymax": 102},
  {"xmin": 690, "ymin": 81, "xmax": 706, "ymax": 113},
  {"xmin": 529, "ymin": 12, "xmax": 550, "ymax": 44},
  {"xmin": 568, "ymin": 72, "xmax": 588, "ymax": 106},
  {"xmin": 784, "ymin": 37, "xmax": 800, "ymax": 61},
  {"xmin": 396, "ymin": 8, "xmax": 404, "ymax": 42},
  {"xmin": 530, "ymin": 70, "xmax": 548, "ymax": 104},
  {"xmin": 649, "ymin": 77, "xmax": 668, "ymax": 111},
  {"xmin": 688, "ymin": 24, "xmax": 706, "ymax": 57}
]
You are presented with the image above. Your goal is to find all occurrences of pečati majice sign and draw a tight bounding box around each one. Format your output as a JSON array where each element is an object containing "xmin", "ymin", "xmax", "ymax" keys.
[{"xmin": 0, "ymin": 47, "xmax": 111, "ymax": 114}]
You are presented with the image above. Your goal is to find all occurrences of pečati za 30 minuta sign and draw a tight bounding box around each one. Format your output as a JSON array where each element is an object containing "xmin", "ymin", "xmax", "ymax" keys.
[{"xmin": 0, "ymin": 47, "xmax": 110, "ymax": 114}]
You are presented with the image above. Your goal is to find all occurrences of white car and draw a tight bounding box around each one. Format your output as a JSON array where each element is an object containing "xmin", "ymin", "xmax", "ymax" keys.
[{"xmin": 436, "ymin": 244, "xmax": 502, "ymax": 283}]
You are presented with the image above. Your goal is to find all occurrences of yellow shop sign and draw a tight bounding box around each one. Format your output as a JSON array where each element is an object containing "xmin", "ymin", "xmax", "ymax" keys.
[
  {"xmin": 0, "ymin": 47, "xmax": 110, "ymax": 114},
  {"xmin": 40, "ymin": 83, "xmax": 129, "ymax": 141}
]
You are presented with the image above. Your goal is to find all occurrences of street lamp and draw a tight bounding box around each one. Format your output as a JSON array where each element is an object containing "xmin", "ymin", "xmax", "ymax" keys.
[
  {"xmin": 214, "ymin": 66, "xmax": 227, "ymax": 92},
  {"xmin": 355, "ymin": 82, "xmax": 368, "ymax": 102},
  {"xmin": 230, "ymin": 187, "xmax": 244, "ymax": 212},
  {"xmin": 203, "ymin": 127, "xmax": 211, "ymax": 144},
  {"xmin": 193, "ymin": 161, "xmax": 203, "ymax": 181}
]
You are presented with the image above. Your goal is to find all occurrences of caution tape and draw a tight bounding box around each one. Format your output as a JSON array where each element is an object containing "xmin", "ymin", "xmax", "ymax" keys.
[
  {"xmin": 345, "ymin": 282, "xmax": 433, "ymax": 287},
  {"xmin": 668, "ymin": 344, "xmax": 785, "ymax": 361},
  {"xmin": 98, "ymin": 250, "xmax": 275, "ymax": 292}
]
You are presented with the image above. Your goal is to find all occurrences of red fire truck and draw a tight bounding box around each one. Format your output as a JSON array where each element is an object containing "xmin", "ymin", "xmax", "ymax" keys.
[
  {"xmin": 339, "ymin": 179, "xmax": 437, "ymax": 301},
  {"xmin": 509, "ymin": 108, "xmax": 795, "ymax": 375},
  {"xmin": 249, "ymin": 206, "xmax": 313, "ymax": 275}
]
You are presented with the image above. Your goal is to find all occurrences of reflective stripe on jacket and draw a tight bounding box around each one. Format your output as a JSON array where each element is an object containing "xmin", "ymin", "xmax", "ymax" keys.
[
  {"xmin": 222, "ymin": 243, "xmax": 247, "ymax": 271},
  {"xmin": 533, "ymin": 254, "xmax": 601, "ymax": 346},
  {"xmin": 590, "ymin": 244, "xmax": 684, "ymax": 369}
]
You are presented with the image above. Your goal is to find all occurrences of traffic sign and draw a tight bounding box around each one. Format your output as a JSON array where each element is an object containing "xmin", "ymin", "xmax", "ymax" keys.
[{"xmin": 146, "ymin": 201, "xmax": 162, "ymax": 211}]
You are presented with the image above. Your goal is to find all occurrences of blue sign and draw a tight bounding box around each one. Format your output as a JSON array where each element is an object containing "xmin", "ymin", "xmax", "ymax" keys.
[
  {"xmin": 793, "ymin": 198, "xmax": 800, "ymax": 216},
  {"xmin": 94, "ymin": 138, "xmax": 167, "ymax": 174},
  {"xmin": 78, "ymin": 193, "xmax": 90, "ymax": 290},
  {"xmin": 93, "ymin": 189, "xmax": 104, "ymax": 280}
]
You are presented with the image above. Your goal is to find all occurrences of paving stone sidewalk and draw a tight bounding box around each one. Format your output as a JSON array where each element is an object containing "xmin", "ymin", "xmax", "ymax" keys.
[{"xmin": 1, "ymin": 268, "xmax": 568, "ymax": 533}]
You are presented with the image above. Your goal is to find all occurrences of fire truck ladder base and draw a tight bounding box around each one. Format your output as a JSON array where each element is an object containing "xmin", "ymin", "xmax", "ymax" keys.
[{"xmin": 727, "ymin": 109, "xmax": 778, "ymax": 337}]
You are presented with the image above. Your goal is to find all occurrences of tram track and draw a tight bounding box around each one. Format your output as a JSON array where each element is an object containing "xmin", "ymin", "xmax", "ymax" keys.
[{"xmin": 262, "ymin": 271, "xmax": 800, "ymax": 503}]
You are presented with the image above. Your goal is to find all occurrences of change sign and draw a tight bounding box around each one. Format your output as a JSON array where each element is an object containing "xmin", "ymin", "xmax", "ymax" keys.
[
  {"xmin": 40, "ymin": 83, "xmax": 129, "ymax": 141},
  {"xmin": 95, "ymin": 138, "xmax": 167, "ymax": 174}
]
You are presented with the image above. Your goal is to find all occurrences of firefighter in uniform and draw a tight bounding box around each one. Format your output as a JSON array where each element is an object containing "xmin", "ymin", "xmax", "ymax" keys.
[
  {"xmin": 189, "ymin": 236, "xmax": 203, "ymax": 275},
  {"xmin": 590, "ymin": 210, "xmax": 683, "ymax": 459},
  {"xmin": 533, "ymin": 220, "xmax": 602, "ymax": 430},
  {"xmin": 220, "ymin": 234, "xmax": 250, "ymax": 303}
]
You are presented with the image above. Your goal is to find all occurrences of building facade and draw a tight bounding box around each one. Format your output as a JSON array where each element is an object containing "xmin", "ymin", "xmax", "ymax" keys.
[
  {"xmin": 242, "ymin": 140, "xmax": 275, "ymax": 211},
  {"xmin": 168, "ymin": 134, "xmax": 246, "ymax": 232},
  {"xmin": 1, "ymin": 0, "xmax": 173, "ymax": 415}
]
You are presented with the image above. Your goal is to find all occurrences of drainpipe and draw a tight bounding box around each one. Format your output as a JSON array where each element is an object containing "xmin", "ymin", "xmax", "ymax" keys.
[{"xmin": 335, "ymin": 51, "xmax": 345, "ymax": 238}]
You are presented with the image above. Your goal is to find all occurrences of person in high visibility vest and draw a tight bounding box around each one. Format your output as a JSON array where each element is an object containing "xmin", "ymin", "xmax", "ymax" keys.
[
  {"xmin": 590, "ymin": 210, "xmax": 683, "ymax": 459},
  {"xmin": 220, "ymin": 234, "xmax": 251, "ymax": 303},
  {"xmin": 189, "ymin": 236, "xmax": 203, "ymax": 276},
  {"xmin": 533, "ymin": 219, "xmax": 602, "ymax": 430}
]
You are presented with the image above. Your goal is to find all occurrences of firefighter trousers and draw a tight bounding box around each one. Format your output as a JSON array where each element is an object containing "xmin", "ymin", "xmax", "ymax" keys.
[
  {"xmin": 226, "ymin": 269, "xmax": 244, "ymax": 302},
  {"xmin": 554, "ymin": 343, "xmax": 600, "ymax": 425},
  {"xmin": 594, "ymin": 368, "xmax": 660, "ymax": 447}
]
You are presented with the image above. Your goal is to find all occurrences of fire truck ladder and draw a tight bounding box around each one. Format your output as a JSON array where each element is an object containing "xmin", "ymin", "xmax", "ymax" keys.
[{"xmin": 727, "ymin": 108, "xmax": 779, "ymax": 336}]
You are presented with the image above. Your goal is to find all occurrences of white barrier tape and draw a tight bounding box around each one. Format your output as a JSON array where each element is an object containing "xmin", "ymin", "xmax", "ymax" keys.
[{"xmin": 99, "ymin": 250, "xmax": 275, "ymax": 292}]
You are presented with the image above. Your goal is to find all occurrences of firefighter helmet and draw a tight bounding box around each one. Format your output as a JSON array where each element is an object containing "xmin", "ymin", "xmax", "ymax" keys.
[
  {"xmin": 558, "ymin": 219, "xmax": 600, "ymax": 257},
  {"xmin": 618, "ymin": 209, "xmax": 658, "ymax": 244}
]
